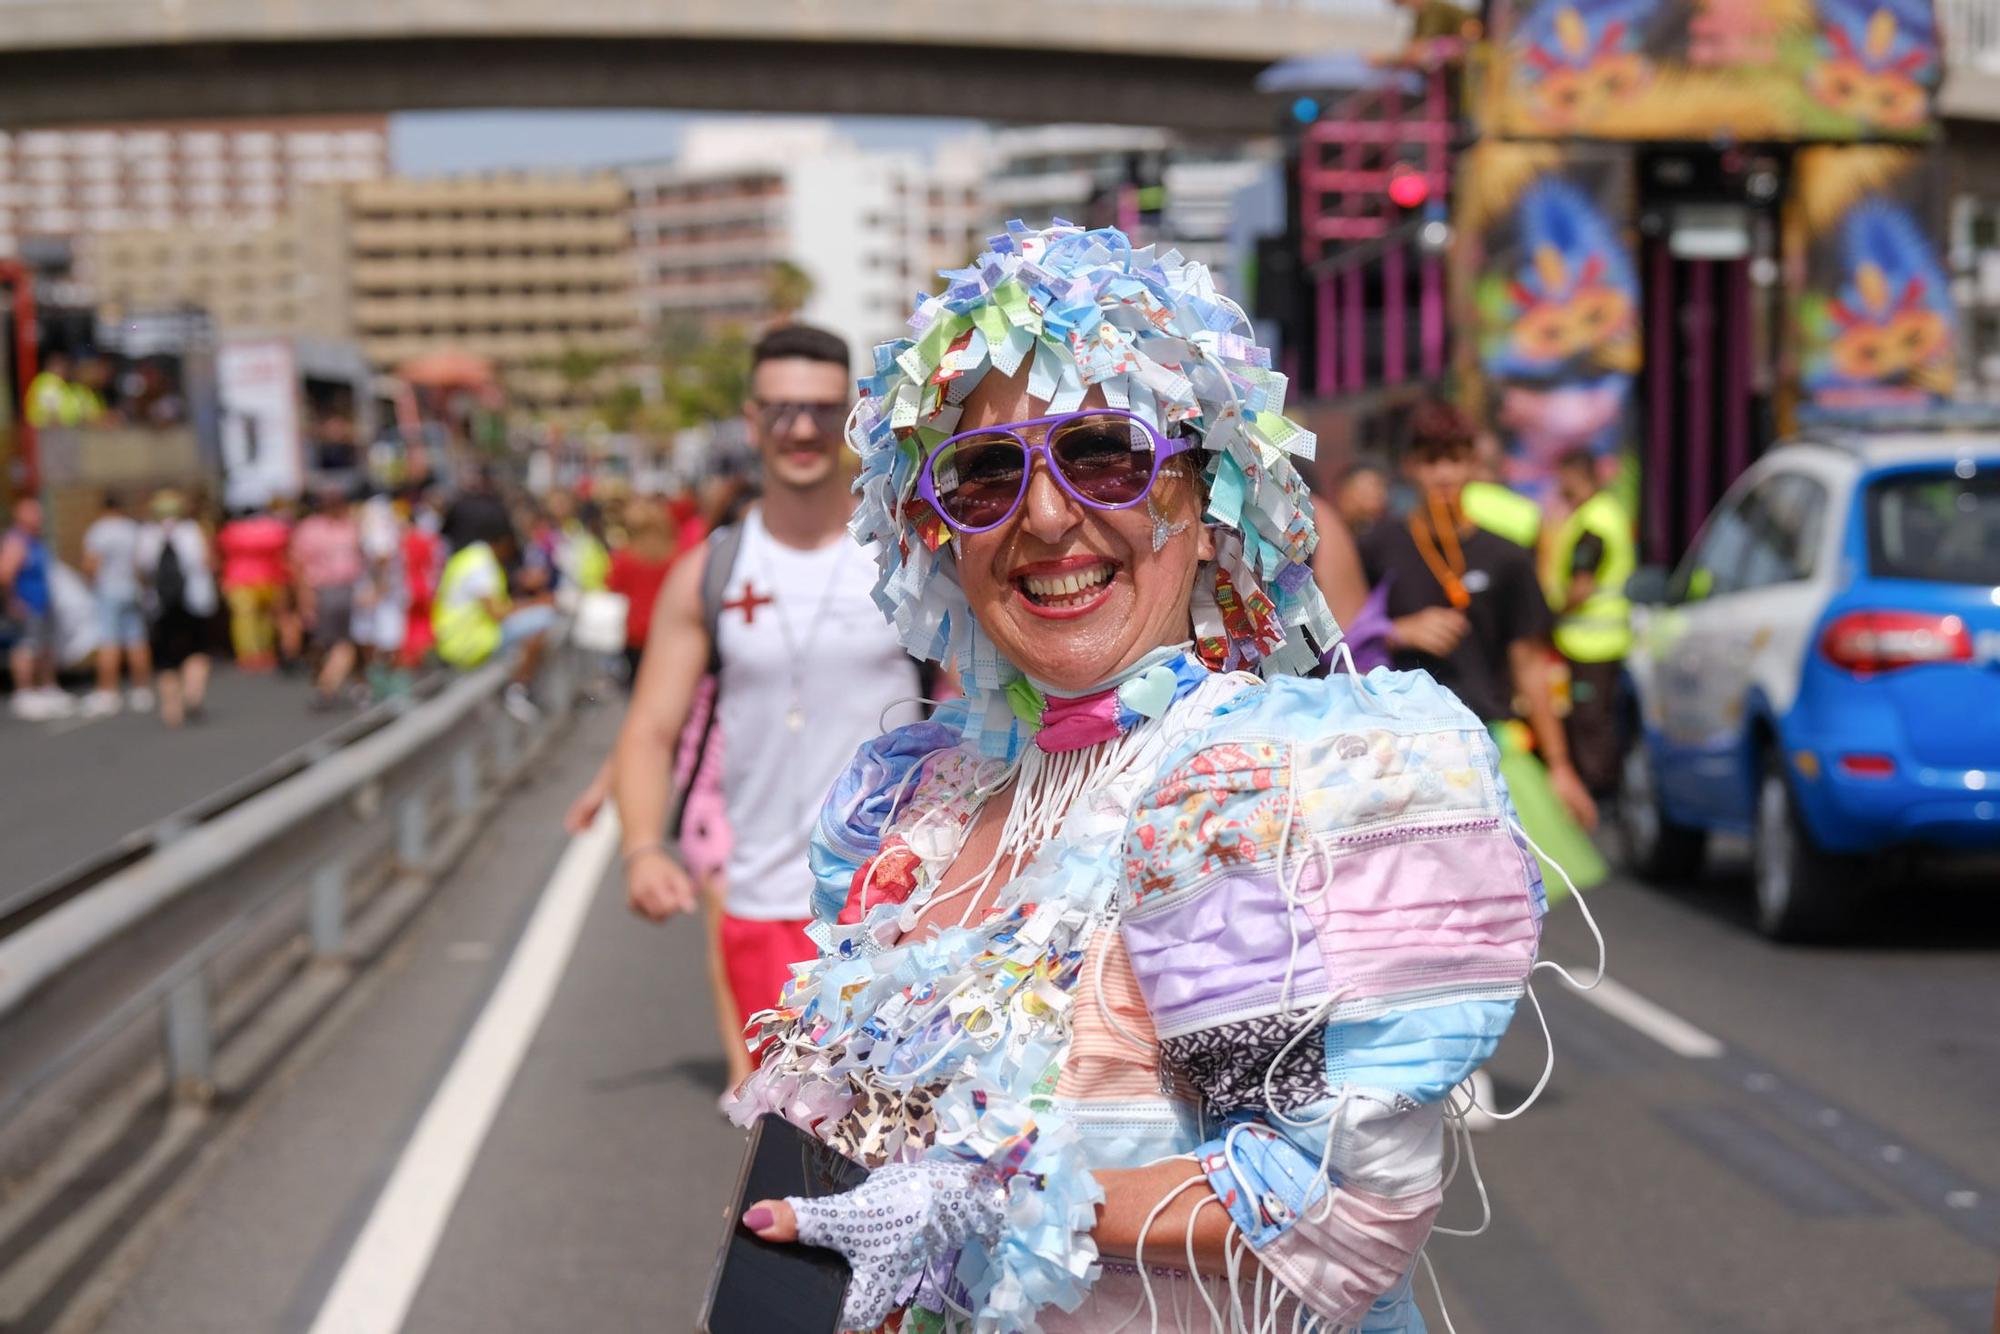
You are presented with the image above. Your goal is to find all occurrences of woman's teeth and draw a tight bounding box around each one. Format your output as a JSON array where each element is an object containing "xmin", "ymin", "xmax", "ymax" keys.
[{"xmin": 1020, "ymin": 565, "xmax": 1113, "ymax": 606}]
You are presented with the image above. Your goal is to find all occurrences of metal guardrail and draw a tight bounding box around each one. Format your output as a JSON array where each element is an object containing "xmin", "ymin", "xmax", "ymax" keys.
[
  {"xmin": 0, "ymin": 641, "xmax": 581, "ymax": 1124},
  {"xmin": 0, "ymin": 673, "xmax": 449, "ymax": 934}
]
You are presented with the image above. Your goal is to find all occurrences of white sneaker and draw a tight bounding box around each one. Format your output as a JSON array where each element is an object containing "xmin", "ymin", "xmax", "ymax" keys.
[
  {"xmin": 127, "ymin": 687, "xmax": 155, "ymax": 712},
  {"xmin": 9, "ymin": 692, "xmax": 46, "ymax": 720},
  {"xmin": 34, "ymin": 688, "xmax": 76, "ymax": 719},
  {"xmin": 79, "ymin": 689, "xmax": 123, "ymax": 718}
]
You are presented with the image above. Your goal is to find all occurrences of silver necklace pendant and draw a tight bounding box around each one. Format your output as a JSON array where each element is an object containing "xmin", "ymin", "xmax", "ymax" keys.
[{"xmin": 785, "ymin": 700, "xmax": 806, "ymax": 733}]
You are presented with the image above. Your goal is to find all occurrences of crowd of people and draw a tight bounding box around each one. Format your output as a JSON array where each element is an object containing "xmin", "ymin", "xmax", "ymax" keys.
[
  {"xmin": 9, "ymin": 223, "xmax": 1642, "ymax": 1330},
  {"xmin": 0, "ymin": 468, "xmax": 737, "ymax": 730}
]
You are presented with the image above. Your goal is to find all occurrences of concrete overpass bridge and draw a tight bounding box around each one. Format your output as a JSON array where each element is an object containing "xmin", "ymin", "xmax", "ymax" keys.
[
  {"xmin": 0, "ymin": 0, "xmax": 1988, "ymax": 134},
  {"xmin": 0, "ymin": 0, "xmax": 1407, "ymax": 134}
]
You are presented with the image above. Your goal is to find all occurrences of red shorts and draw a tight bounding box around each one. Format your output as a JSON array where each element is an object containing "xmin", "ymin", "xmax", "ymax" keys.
[{"xmin": 717, "ymin": 913, "xmax": 813, "ymax": 1038}]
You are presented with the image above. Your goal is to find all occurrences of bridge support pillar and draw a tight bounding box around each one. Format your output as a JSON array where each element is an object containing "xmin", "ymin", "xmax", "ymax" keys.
[
  {"xmin": 451, "ymin": 747, "xmax": 481, "ymax": 816},
  {"xmin": 163, "ymin": 973, "xmax": 213, "ymax": 1104},
  {"xmin": 398, "ymin": 793, "xmax": 430, "ymax": 869},
  {"xmin": 493, "ymin": 710, "xmax": 518, "ymax": 776},
  {"xmin": 309, "ymin": 861, "xmax": 347, "ymax": 960}
]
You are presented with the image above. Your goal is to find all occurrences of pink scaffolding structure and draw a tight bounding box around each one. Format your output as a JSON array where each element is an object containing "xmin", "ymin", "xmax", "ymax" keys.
[{"xmin": 1296, "ymin": 62, "xmax": 1456, "ymax": 398}]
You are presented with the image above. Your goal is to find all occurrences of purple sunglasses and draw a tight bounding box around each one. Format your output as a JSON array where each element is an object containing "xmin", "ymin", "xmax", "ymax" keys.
[{"xmin": 914, "ymin": 409, "xmax": 1196, "ymax": 535}]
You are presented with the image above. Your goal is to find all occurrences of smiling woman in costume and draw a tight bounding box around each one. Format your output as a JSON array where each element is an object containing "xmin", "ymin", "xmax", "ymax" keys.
[{"xmin": 729, "ymin": 222, "xmax": 1554, "ymax": 1333}]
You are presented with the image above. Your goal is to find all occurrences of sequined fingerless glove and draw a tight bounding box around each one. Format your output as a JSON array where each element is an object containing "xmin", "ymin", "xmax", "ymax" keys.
[{"xmin": 787, "ymin": 1159, "xmax": 1009, "ymax": 1330}]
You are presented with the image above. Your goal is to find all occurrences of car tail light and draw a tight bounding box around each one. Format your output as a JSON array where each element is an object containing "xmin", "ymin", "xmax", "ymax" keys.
[
  {"xmin": 1820, "ymin": 611, "xmax": 1972, "ymax": 675},
  {"xmin": 1836, "ymin": 753, "xmax": 1897, "ymax": 778}
]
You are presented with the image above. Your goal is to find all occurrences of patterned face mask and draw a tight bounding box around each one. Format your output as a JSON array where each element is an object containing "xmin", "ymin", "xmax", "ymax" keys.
[{"xmin": 823, "ymin": 1081, "xmax": 944, "ymax": 1169}]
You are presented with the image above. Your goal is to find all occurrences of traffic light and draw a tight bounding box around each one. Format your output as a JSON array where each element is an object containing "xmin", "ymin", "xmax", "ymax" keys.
[{"xmin": 1388, "ymin": 164, "xmax": 1430, "ymax": 211}]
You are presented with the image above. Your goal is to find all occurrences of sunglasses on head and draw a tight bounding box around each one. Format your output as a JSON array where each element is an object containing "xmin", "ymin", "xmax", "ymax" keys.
[
  {"xmin": 756, "ymin": 399, "xmax": 849, "ymax": 436},
  {"xmin": 914, "ymin": 409, "xmax": 1196, "ymax": 535}
]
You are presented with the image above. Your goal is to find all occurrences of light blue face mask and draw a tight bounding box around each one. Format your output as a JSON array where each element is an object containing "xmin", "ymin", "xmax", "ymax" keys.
[
  {"xmin": 1049, "ymin": 1098, "xmax": 1204, "ymax": 1171},
  {"xmin": 1326, "ymin": 998, "xmax": 1520, "ymax": 1105}
]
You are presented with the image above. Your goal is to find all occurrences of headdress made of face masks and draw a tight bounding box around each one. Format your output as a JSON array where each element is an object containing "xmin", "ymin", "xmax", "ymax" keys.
[{"xmin": 846, "ymin": 220, "xmax": 1341, "ymax": 758}]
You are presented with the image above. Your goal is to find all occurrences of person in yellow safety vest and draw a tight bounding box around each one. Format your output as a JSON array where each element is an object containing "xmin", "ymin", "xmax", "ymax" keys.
[
  {"xmin": 564, "ymin": 516, "xmax": 609, "ymax": 593},
  {"xmin": 433, "ymin": 538, "xmax": 510, "ymax": 669},
  {"xmin": 24, "ymin": 350, "xmax": 88, "ymax": 429},
  {"xmin": 433, "ymin": 533, "xmax": 554, "ymax": 722},
  {"xmin": 1547, "ymin": 447, "xmax": 1635, "ymax": 797},
  {"xmin": 545, "ymin": 490, "xmax": 610, "ymax": 595},
  {"xmin": 1460, "ymin": 430, "xmax": 1542, "ymax": 549}
]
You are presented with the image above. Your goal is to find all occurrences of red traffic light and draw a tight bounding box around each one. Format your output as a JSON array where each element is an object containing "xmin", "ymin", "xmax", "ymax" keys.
[{"xmin": 1388, "ymin": 166, "xmax": 1430, "ymax": 210}]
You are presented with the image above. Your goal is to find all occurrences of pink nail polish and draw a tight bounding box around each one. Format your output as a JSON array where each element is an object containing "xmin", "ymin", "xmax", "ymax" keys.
[{"xmin": 742, "ymin": 1205, "xmax": 773, "ymax": 1232}]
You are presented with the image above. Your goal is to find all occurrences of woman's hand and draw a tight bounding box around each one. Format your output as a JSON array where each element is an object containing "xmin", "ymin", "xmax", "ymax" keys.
[
  {"xmin": 741, "ymin": 1197, "xmax": 798, "ymax": 1241},
  {"xmin": 742, "ymin": 1161, "xmax": 1008, "ymax": 1331}
]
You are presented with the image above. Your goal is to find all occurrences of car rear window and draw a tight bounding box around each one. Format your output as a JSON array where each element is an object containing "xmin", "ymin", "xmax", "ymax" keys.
[{"xmin": 1867, "ymin": 468, "xmax": 2000, "ymax": 585}]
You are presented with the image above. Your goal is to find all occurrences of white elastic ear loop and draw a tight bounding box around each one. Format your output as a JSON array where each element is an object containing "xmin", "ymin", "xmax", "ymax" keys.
[
  {"xmin": 936, "ymin": 1283, "xmax": 977, "ymax": 1321},
  {"xmin": 1258, "ymin": 1000, "xmax": 1339, "ymax": 1131},
  {"xmin": 1329, "ymin": 637, "xmax": 1389, "ymax": 713},
  {"xmin": 1132, "ymin": 1174, "xmax": 1211, "ymax": 1334},
  {"xmin": 877, "ymin": 696, "xmax": 957, "ymax": 731},
  {"xmin": 1269, "ymin": 754, "xmax": 1312, "ymax": 1013},
  {"xmin": 1473, "ymin": 982, "xmax": 1553, "ymax": 1123},
  {"xmin": 1432, "ymin": 1088, "xmax": 1493, "ymax": 1239},
  {"xmin": 1178, "ymin": 1195, "xmax": 1227, "ymax": 1334},
  {"xmin": 1508, "ymin": 816, "xmax": 1608, "ymax": 991},
  {"xmin": 1418, "ymin": 1249, "xmax": 1463, "ymax": 1334},
  {"xmin": 1223, "ymin": 1227, "xmax": 1252, "ymax": 1332}
]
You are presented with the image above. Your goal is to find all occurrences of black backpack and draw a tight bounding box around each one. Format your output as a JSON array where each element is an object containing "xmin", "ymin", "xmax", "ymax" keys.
[{"xmin": 153, "ymin": 529, "xmax": 188, "ymax": 613}]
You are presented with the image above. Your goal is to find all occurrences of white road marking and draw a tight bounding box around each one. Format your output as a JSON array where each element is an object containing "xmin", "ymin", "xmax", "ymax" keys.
[
  {"xmin": 43, "ymin": 714, "xmax": 103, "ymax": 736},
  {"xmin": 305, "ymin": 810, "xmax": 620, "ymax": 1334},
  {"xmin": 1572, "ymin": 975, "xmax": 1727, "ymax": 1060}
]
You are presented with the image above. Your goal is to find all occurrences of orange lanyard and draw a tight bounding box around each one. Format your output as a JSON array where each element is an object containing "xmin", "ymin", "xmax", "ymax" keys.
[{"xmin": 1409, "ymin": 490, "xmax": 1472, "ymax": 610}]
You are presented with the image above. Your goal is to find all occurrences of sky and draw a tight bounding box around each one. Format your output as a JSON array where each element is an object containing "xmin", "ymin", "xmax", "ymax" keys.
[{"xmin": 389, "ymin": 110, "xmax": 979, "ymax": 176}]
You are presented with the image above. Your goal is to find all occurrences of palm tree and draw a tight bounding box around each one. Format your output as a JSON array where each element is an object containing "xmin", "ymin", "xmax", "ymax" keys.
[{"xmin": 765, "ymin": 259, "xmax": 814, "ymax": 320}]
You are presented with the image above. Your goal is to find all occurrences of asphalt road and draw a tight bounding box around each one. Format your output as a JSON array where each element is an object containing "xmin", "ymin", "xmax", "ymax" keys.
[
  {"xmin": 2, "ymin": 670, "xmax": 360, "ymax": 897},
  {"xmin": 50, "ymin": 711, "xmax": 2000, "ymax": 1334}
]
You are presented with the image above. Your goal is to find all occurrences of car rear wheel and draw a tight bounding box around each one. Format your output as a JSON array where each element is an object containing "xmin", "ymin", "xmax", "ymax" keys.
[
  {"xmin": 1752, "ymin": 749, "xmax": 1851, "ymax": 942},
  {"xmin": 1618, "ymin": 730, "xmax": 1706, "ymax": 882}
]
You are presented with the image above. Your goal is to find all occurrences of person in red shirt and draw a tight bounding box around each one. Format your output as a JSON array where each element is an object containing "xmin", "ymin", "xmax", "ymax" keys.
[
  {"xmin": 217, "ymin": 506, "xmax": 293, "ymax": 670},
  {"xmin": 665, "ymin": 488, "xmax": 709, "ymax": 561},
  {"xmin": 605, "ymin": 497, "xmax": 684, "ymax": 687},
  {"xmin": 398, "ymin": 485, "xmax": 443, "ymax": 668}
]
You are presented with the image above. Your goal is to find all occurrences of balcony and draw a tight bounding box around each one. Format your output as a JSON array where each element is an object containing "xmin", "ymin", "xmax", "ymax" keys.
[{"xmin": 1942, "ymin": 0, "xmax": 2000, "ymax": 120}]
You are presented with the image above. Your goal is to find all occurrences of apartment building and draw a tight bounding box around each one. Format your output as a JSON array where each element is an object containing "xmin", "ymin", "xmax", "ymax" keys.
[
  {"xmin": 91, "ymin": 212, "xmax": 342, "ymax": 343},
  {"xmin": 623, "ymin": 121, "xmax": 988, "ymax": 361},
  {"xmin": 321, "ymin": 173, "xmax": 643, "ymax": 412},
  {"xmin": 0, "ymin": 117, "xmax": 386, "ymax": 268}
]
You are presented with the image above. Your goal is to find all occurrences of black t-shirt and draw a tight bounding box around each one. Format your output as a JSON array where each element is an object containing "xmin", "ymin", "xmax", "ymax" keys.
[{"xmin": 1360, "ymin": 519, "xmax": 1553, "ymax": 723}]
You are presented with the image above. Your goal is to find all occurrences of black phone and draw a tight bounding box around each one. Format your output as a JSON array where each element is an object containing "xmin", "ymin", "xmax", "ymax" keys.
[{"xmin": 699, "ymin": 1114, "xmax": 871, "ymax": 1334}]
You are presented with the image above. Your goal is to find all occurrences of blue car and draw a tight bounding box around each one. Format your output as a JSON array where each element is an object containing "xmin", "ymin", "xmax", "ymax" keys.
[{"xmin": 1619, "ymin": 432, "xmax": 2000, "ymax": 939}]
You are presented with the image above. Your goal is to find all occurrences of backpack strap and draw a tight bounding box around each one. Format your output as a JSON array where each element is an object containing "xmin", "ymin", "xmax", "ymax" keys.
[
  {"xmin": 699, "ymin": 521, "xmax": 743, "ymax": 678},
  {"xmin": 672, "ymin": 522, "xmax": 743, "ymax": 841}
]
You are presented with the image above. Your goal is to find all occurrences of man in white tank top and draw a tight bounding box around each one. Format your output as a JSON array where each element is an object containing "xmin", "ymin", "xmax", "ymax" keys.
[{"xmin": 610, "ymin": 325, "xmax": 923, "ymax": 1090}]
